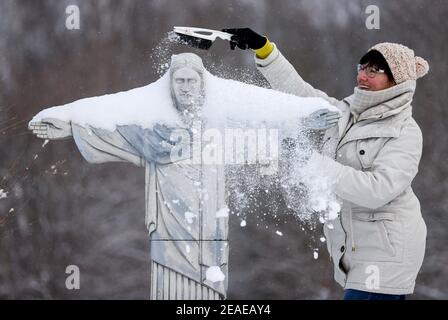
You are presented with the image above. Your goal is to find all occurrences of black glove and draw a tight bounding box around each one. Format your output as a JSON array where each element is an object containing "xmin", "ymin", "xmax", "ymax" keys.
[{"xmin": 222, "ymin": 28, "xmax": 267, "ymax": 50}]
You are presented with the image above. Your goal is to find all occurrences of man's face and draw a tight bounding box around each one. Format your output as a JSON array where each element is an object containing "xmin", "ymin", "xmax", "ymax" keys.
[{"xmin": 171, "ymin": 67, "xmax": 202, "ymax": 110}]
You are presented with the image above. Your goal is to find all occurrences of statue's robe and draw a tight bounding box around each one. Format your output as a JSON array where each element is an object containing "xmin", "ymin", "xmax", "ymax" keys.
[{"xmin": 71, "ymin": 122, "xmax": 228, "ymax": 300}]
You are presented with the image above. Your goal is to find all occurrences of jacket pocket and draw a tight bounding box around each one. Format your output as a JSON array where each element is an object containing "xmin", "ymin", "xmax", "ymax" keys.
[
  {"xmin": 351, "ymin": 212, "xmax": 403, "ymax": 263},
  {"xmin": 356, "ymin": 140, "xmax": 373, "ymax": 170},
  {"xmin": 356, "ymin": 138, "xmax": 388, "ymax": 171}
]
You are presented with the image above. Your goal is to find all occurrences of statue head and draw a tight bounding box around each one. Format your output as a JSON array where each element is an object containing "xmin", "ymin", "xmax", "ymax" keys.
[{"xmin": 169, "ymin": 53, "xmax": 205, "ymax": 120}]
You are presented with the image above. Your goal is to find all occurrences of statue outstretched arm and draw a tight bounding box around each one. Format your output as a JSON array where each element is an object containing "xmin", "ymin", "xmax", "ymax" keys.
[
  {"xmin": 29, "ymin": 116, "xmax": 190, "ymax": 167},
  {"xmin": 28, "ymin": 117, "xmax": 143, "ymax": 166},
  {"xmin": 71, "ymin": 123, "xmax": 144, "ymax": 167}
]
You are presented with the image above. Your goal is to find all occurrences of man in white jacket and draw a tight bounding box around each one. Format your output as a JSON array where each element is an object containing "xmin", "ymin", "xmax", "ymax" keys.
[{"xmin": 223, "ymin": 28, "xmax": 429, "ymax": 300}]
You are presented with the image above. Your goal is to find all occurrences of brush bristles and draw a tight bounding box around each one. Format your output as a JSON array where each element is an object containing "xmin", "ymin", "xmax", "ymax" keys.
[{"xmin": 175, "ymin": 33, "xmax": 213, "ymax": 50}]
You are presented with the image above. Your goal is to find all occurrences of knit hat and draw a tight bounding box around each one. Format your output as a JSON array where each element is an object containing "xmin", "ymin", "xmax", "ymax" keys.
[{"xmin": 369, "ymin": 42, "xmax": 429, "ymax": 84}]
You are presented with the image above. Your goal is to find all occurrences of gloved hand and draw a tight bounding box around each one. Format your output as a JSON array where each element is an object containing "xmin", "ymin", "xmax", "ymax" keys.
[
  {"xmin": 222, "ymin": 28, "xmax": 267, "ymax": 50},
  {"xmin": 28, "ymin": 118, "xmax": 72, "ymax": 140},
  {"xmin": 300, "ymin": 109, "xmax": 341, "ymax": 131}
]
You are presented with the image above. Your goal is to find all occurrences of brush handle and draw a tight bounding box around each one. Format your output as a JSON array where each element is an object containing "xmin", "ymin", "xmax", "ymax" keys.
[
  {"xmin": 174, "ymin": 26, "xmax": 233, "ymax": 41},
  {"xmin": 199, "ymin": 29, "xmax": 233, "ymax": 41}
]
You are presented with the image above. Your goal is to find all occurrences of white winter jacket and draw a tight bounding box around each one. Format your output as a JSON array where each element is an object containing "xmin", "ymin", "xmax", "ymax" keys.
[{"xmin": 256, "ymin": 45, "xmax": 427, "ymax": 295}]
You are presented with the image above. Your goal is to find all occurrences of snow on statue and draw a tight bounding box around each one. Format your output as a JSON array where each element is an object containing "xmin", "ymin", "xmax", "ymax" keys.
[{"xmin": 29, "ymin": 52, "xmax": 341, "ymax": 300}]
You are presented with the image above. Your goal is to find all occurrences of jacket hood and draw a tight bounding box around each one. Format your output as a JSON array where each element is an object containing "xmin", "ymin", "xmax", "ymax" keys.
[{"xmin": 344, "ymin": 80, "xmax": 416, "ymax": 122}]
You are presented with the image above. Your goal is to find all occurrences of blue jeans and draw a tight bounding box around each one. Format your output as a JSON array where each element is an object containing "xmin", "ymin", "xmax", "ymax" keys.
[{"xmin": 344, "ymin": 289, "xmax": 406, "ymax": 300}]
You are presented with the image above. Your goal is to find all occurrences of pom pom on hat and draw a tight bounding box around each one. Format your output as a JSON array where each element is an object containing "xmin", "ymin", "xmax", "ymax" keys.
[{"xmin": 415, "ymin": 56, "xmax": 429, "ymax": 79}]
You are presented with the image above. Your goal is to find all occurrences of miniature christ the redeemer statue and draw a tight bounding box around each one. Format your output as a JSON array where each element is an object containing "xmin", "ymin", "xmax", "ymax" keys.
[{"xmin": 29, "ymin": 52, "xmax": 340, "ymax": 300}]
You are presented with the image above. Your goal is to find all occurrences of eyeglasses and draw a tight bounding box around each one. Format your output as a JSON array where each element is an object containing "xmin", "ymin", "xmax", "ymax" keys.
[{"xmin": 357, "ymin": 64, "xmax": 385, "ymax": 78}]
